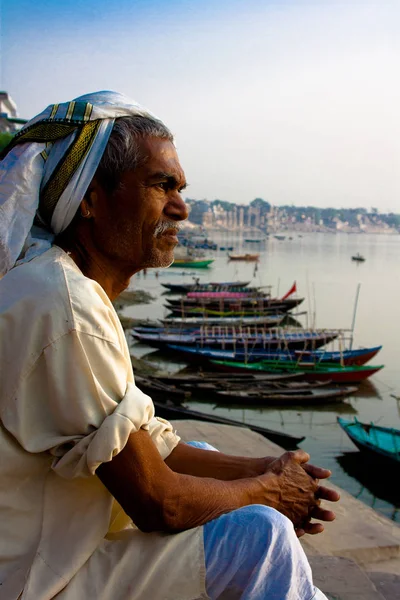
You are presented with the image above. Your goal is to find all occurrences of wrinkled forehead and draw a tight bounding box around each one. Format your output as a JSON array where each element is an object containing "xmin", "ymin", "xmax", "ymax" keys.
[{"xmin": 139, "ymin": 137, "xmax": 186, "ymax": 183}]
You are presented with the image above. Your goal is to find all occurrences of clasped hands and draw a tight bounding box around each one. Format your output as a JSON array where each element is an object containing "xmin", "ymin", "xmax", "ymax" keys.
[{"xmin": 261, "ymin": 449, "xmax": 340, "ymax": 537}]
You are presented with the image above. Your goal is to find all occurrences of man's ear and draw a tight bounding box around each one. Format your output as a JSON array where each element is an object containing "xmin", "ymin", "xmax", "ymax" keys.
[{"xmin": 80, "ymin": 177, "xmax": 102, "ymax": 217}]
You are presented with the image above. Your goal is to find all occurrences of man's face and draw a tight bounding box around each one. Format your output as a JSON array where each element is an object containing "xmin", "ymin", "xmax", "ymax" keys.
[{"xmin": 92, "ymin": 136, "xmax": 188, "ymax": 271}]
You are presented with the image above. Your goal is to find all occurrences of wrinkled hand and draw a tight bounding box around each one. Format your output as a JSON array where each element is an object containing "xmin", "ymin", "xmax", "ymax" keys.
[
  {"xmin": 295, "ymin": 462, "xmax": 340, "ymax": 537},
  {"xmin": 259, "ymin": 450, "xmax": 319, "ymax": 527},
  {"xmin": 260, "ymin": 450, "xmax": 340, "ymax": 533}
]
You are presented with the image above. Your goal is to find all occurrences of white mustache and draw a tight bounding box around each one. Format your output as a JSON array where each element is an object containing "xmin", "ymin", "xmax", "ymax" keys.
[{"xmin": 153, "ymin": 220, "xmax": 181, "ymax": 238}]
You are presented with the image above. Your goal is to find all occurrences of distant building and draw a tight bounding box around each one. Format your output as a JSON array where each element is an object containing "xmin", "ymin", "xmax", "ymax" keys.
[{"xmin": 0, "ymin": 92, "xmax": 27, "ymax": 133}]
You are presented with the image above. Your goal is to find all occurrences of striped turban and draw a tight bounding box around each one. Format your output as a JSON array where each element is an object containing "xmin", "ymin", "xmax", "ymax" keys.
[{"xmin": 0, "ymin": 91, "xmax": 162, "ymax": 277}]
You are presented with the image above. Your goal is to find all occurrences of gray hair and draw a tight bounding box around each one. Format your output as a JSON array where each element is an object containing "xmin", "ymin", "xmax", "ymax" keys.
[{"xmin": 96, "ymin": 115, "xmax": 174, "ymax": 193}]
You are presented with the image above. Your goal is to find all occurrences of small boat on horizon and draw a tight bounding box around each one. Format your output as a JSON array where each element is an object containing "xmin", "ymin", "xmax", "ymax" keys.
[
  {"xmin": 351, "ymin": 253, "xmax": 366, "ymax": 262},
  {"xmin": 171, "ymin": 258, "xmax": 214, "ymax": 268},
  {"xmin": 228, "ymin": 253, "xmax": 260, "ymax": 261}
]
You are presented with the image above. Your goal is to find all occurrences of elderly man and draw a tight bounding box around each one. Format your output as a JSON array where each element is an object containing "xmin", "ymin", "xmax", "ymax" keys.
[{"xmin": 0, "ymin": 91, "xmax": 338, "ymax": 600}]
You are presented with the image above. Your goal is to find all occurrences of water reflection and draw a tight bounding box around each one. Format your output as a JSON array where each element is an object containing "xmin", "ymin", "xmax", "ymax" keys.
[
  {"xmin": 336, "ymin": 452, "xmax": 400, "ymax": 522},
  {"xmin": 354, "ymin": 379, "xmax": 382, "ymax": 399}
]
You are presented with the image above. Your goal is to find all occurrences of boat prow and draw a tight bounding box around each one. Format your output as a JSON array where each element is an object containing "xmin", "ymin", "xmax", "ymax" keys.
[{"xmin": 337, "ymin": 417, "xmax": 400, "ymax": 466}]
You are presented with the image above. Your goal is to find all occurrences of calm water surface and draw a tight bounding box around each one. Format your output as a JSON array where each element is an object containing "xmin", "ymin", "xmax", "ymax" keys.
[{"xmin": 125, "ymin": 232, "xmax": 400, "ymax": 522}]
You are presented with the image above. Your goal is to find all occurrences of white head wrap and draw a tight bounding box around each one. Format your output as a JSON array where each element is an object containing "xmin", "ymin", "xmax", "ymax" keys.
[{"xmin": 0, "ymin": 91, "xmax": 161, "ymax": 277}]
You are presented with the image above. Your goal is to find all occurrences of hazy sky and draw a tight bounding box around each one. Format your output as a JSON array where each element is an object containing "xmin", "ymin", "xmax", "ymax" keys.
[{"xmin": 2, "ymin": 0, "xmax": 400, "ymax": 210}]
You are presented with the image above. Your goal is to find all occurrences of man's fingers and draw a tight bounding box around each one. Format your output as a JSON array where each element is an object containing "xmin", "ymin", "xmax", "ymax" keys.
[
  {"xmin": 303, "ymin": 463, "xmax": 331, "ymax": 480},
  {"xmin": 309, "ymin": 506, "xmax": 336, "ymax": 522},
  {"xmin": 302, "ymin": 522, "xmax": 325, "ymax": 535},
  {"xmin": 316, "ymin": 486, "xmax": 340, "ymax": 502},
  {"xmin": 290, "ymin": 450, "xmax": 311, "ymax": 464}
]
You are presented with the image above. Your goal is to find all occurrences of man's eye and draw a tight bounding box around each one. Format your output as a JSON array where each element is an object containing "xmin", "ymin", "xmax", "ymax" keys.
[{"xmin": 156, "ymin": 182, "xmax": 169, "ymax": 191}]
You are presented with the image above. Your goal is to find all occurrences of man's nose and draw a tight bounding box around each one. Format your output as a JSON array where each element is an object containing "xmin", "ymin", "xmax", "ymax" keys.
[{"xmin": 165, "ymin": 192, "xmax": 189, "ymax": 222}]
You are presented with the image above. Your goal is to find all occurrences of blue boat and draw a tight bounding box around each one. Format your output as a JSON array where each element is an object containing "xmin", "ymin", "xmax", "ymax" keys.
[
  {"xmin": 337, "ymin": 417, "xmax": 400, "ymax": 466},
  {"xmin": 165, "ymin": 344, "xmax": 381, "ymax": 366},
  {"xmin": 132, "ymin": 329, "xmax": 340, "ymax": 351}
]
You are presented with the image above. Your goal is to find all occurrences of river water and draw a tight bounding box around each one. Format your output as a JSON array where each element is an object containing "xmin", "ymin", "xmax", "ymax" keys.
[{"xmin": 124, "ymin": 232, "xmax": 400, "ymax": 522}]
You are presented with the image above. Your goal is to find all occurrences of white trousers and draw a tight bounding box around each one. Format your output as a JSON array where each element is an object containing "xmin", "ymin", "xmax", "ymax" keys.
[{"xmin": 190, "ymin": 441, "xmax": 328, "ymax": 600}]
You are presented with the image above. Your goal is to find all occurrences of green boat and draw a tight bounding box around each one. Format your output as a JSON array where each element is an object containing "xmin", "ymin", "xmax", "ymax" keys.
[
  {"xmin": 209, "ymin": 358, "xmax": 384, "ymax": 384},
  {"xmin": 170, "ymin": 258, "xmax": 214, "ymax": 268}
]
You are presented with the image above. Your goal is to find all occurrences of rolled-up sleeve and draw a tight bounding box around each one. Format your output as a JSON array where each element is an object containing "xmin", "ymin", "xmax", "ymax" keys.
[{"xmin": 2, "ymin": 329, "xmax": 180, "ymax": 478}]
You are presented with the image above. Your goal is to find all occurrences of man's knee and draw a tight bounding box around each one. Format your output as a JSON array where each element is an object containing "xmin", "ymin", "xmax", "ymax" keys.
[
  {"xmin": 205, "ymin": 504, "xmax": 297, "ymax": 561},
  {"xmin": 232, "ymin": 504, "xmax": 294, "ymax": 539}
]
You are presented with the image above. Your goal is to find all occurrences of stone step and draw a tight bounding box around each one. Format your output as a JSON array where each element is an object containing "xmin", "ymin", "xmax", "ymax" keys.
[
  {"xmin": 309, "ymin": 556, "xmax": 387, "ymax": 600},
  {"xmin": 300, "ymin": 483, "xmax": 400, "ymax": 565},
  {"xmin": 363, "ymin": 558, "xmax": 400, "ymax": 600}
]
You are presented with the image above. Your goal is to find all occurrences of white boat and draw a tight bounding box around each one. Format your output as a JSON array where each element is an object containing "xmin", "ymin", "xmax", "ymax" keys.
[{"xmin": 161, "ymin": 314, "xmax": 285, "ymax": 327}]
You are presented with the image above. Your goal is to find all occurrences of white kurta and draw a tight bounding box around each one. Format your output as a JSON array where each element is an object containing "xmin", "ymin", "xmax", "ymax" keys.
[{"xmin": 0, "ymin": 247, "xmax": 207, "ymax": 600}]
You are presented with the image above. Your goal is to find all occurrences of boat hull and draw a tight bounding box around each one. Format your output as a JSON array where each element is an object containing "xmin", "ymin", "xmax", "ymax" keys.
[
  {"xmin": 215, "ymin": 386, "xmax": 357, "ymax": 406},
  {"xmin": 161, "ymin": 315, "xmax": 285, "ymax": 327},
  {"xmin": 165, "ymin": 344, "xmax": 382, "ymax": 366},
  {"xmin": 209, "ymin": 360, "xmax": 384, "ymax": 383},
  {"xmin": 132, "ymin": 331, "xmax": 339, "ymax": 351},
  {"xmin": 170, "ymin": 259, "xmax": 214, "ymax": 268},
  {"xmin": 228, "ymin": 253, "xmax": 259, "ymax": 261},
  {"xmin": 337, "ymin": 417, "xmax": 400, "ymax": 466},
  {"xmin": 161, "ymin": 281, "xmax": 251, "ymax": 293}
]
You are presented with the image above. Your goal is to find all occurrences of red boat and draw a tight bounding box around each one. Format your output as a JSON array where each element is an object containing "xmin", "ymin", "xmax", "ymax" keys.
[{"xmin": 209, "ymin": 358, "xmax": 384, "ymax": 384}]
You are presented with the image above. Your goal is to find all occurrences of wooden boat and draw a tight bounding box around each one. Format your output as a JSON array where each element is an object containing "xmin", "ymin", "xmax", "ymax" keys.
[
  {"xmin": 152, "ymin": 401, "xmax": 305, "ymax": 449},
  {"xmin": 161, "ymin": 315, "xmax": 285, "ymax": 327},
  {"xmin": 175, "ymin": 379, "xmax": 332, "ymax": 398},
  {"xmin": 170, "ymin": 258, "xmax": 214, "ymax": 268},
  {"xmin": 166, "ymin": 297, "xmax": 303, "ymax": 311},
  {"xmin": 153, "ymin": 371, "xmax": 308, "ymax": 385},
  {"xmin": 209, "ymin": 359, "xmax": 384, "ymax": 383},
  {"xmin": 292, "ymin": 346, "xmax": 382, "ymax": 366},
  {"xmin": 351, "ymin": 253, "xmax": 366, "ymax": 262},
  {"xmin": 161, "ymin": 281, "xmax": 251, "ymax": 293},
  {"xmin": 274, "ymin": 235, "xmax": 286, "ymax": 241},
  {"xmin": 210, "ymin": 281, "xmax": 251, "ymax": 287},
  {"xmin": 134, "ymin": 375, "xmax": 189, "ymax": 405},
  {"xmin": 215, "ymin": 386, "xmax": 357, "ymax": 406},
  {"xmin": 165, "ymin": 344, "xmax": 382, "ymax": 366},
  {"xmin": 228, "ymin": 253, "xmax": 260, "ymax": 261},
  {"xmin": 132, "ymin": 329, "xmax": 340, "ymax": 351},
  {"xmin": 166, "ymin": 308, "xmax": 289, "ymax": 319},
  {"xmin": 186, "ymin": 287, "xmax": 264, "ymax": 295},
  {"xmin": 178, "ymin": 379, "xmax": 329, "ymax": 393},
  {"xmin": 337, "ymin": 417, "xmax": 400, "ymax": 466},
  {"xmin": 186, "ymin": 291, "xmax": 253, "ymax": 299}
]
